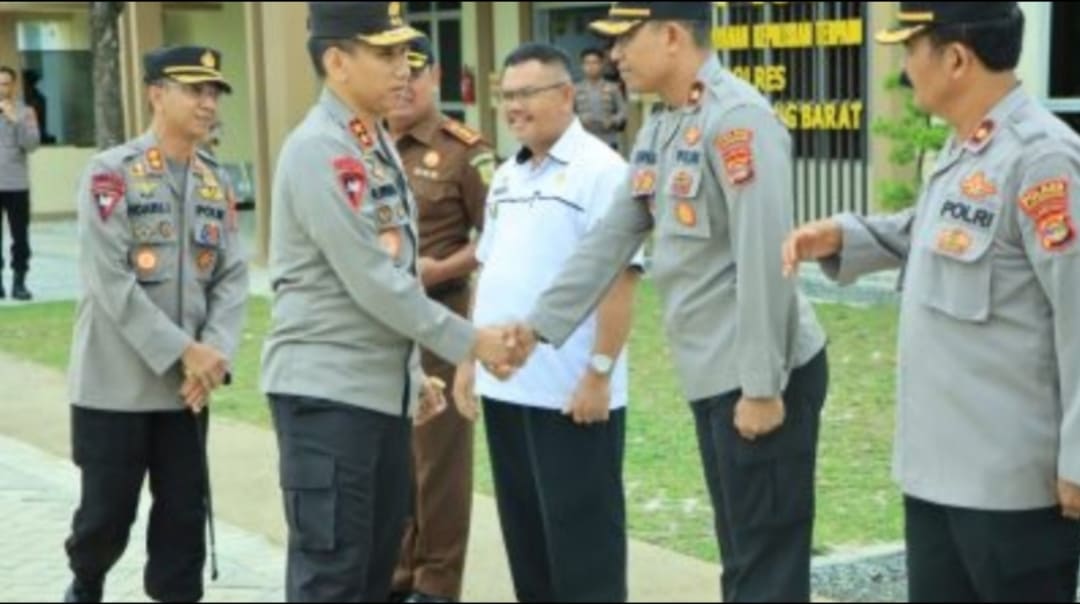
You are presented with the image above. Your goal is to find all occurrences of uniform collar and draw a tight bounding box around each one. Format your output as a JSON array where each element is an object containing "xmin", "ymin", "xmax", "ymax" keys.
[
  {"xmin": 515, "ymin": 118, "xmax": 587, "ymax": 166},
  {"xmin": 319, "ymin": 87, "xmax": 356, "ymax": 131},
  {"xmin": 669, "ymin": 54, "xmax": 722, "ymax": 114},
  {"xmin": 402, "ymin": 110, "xmax": 443, "ymax": 147},
  {"xmin": 319, "ymin": 86, "xmax": 389, "ymax": 153},
  {"xmin": 963, "ymin": 84, "xmax": 1029, "ymax": 154}
]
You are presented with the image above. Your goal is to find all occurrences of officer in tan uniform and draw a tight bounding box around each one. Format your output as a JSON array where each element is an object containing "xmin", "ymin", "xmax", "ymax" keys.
[
  {"xmin": 508, "ymin": 3, "xmax": 829, "ymax": 601},
  {"xmin": 574, "ymin": 48, "xmax": 627, "ymax": 152},
  {"xmin": 260, "ymin": 4, "xmax": 514, "ymax": 601},
  {"xmin": 63, "ymin": 46, "xmax": 248, "ymax": 603},
  {"xmin": 784, "ymin": 3, "xmax": 1080, "ymax": 601},
  {"xmin": 386, "ymin": 35, "xmax": 495, "ymax": 604}
]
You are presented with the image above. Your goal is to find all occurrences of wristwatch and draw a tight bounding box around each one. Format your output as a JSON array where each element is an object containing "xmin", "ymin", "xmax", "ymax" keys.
[{"xmin": 588, "ymin": 354, "xmax": 615, "ymax": 377}]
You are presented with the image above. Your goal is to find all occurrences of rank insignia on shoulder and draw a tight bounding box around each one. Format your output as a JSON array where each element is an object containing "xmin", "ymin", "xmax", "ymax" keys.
[
  {"xmin": 684, "ymin": 126, "xmax": 702, "ymax": 146},
  {"xmin": 349, "ymin": 119, "xmax": 375, "ymax": 149},
  {"xmin": 443, "ymin": 120, "xmax": 482, "ymax": 146},
  {"xmin": 146, "ymin": 148, "xmax": 165, "ymax": 173}
]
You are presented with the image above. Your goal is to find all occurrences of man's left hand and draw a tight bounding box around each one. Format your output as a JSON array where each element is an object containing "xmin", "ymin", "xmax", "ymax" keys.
[
  {"xmin": 1059, "ymin": 479, "xmax": 1080, "ymax": 521},
  {"xmin": 734, "ymin": 397, "xmax": 785, "ymax": 440},
  {"xmin": 565, "ymin": 372, "xmax": 611, "ymax": 425},
  {"xmin": 415, "ymin": 376, "xmax": 447, "ymax": 426},
  {"xmin": 418, "ymin": 257, "xmax": 444, "ymax": 289}
]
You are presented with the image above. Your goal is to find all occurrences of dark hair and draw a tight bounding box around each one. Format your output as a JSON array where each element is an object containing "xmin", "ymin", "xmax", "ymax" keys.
[
  {"xmin": 307, "ymin": 37, "xmax": 361, "ymax": 78},
  {"xmin": 0, "ymin": 66, "xmax": 16, "ymax": 81},
  {"xmin": 503, "ymin": 43, "xmax": 573, "ymax": 76},
  {"xmin": 580, "ymin": 47, "xmax": 605, "ymax": 61},
  {"xmin": 926, "ymin": 10, "xmax": 1024, "ymax": 72}
]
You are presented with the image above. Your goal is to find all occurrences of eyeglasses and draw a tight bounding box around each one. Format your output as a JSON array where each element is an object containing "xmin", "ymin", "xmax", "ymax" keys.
[{"xmin": 497, "ymin": 81, "xmax": 570, "ymax": 103}]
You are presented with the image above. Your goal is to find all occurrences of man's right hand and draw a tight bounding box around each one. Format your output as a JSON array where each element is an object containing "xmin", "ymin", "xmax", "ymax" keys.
[
  {"xmin": 781, "ymin": 219, "xmax": 843, "ymax": 278},
  {"xmin": 182, "ymin": 343, "xmax": 229, "ymax": 393},
  {"xmin": 0, "ymin": 100, "xmax": 15, "ymax": 121}
]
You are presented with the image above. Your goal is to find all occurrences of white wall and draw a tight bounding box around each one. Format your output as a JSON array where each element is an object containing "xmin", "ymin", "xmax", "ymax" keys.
[{"xmin": 1018, "ymin": 1, "xmax": 1051, "ymax": 99}]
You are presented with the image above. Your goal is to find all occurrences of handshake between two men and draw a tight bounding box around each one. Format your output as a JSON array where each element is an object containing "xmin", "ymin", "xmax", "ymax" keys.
[{"xmin": 414, "ymin": 324, "xmax": 538, "ymax": 427}]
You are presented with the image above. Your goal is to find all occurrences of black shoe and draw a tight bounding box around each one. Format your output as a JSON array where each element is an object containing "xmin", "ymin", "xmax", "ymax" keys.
[
  {"xmin": 388, "ymin": 592, "xmax": 411, "ymax": 603},
  {"xmin": 63, "ymin": 579, "xmax": 103, "ymax": 603},
  {"xmin": 12, "ymin": 274, "xmax": 31, "ymax": 301},
  {"xmin": 404, "ymin": 592, "xmax": 454, "ymax": 604}
]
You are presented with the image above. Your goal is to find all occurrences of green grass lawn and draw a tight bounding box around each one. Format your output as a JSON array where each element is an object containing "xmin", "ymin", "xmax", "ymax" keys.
[{"xmin": 0, "ymin": 284, "xmax": 902, "ymax": 562}]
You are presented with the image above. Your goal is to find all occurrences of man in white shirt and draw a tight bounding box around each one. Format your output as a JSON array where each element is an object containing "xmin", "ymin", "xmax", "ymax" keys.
[{"xmin": 453, "ymin": 43, "xmax": 642, "ymax": 603}]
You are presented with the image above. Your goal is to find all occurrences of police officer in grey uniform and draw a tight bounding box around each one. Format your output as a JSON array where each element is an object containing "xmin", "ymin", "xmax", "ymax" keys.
[
  {"xmin": 575, "ymin": 48, "xmax": 627, "ymax": 152},
  {"xmin": 505, "ymin": 3, "xmax": 829, "ymax": 601},
  {"xmin": 63, "ymin": 46, "xmax": 248, "ymax": 603},
  {"xmin": 261, "ymin": 3, "xmax": 515, "ymax": 601},
  {"xmin": 0, "ymin": 65, "xmax": 41, "ymax": 301},
  {"xmin": 784, "ymin": 3, "xmax": 1080, "ymax": 601}
]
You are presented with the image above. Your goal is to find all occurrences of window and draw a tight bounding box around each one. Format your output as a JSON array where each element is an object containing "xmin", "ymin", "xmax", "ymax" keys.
[
  {"xmin": 407, "ymin": 2, "xmax": 465, "ymax": 119},
  {"xmin": 15, "ymin": 18, "xmax": 94, "ymax": 147},
  {"xmin": 1048, "ymin": 3, "xmax": 1080, "ymax": 100}
]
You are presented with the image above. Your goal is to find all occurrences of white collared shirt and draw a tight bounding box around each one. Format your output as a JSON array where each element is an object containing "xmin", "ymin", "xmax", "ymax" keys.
[{"xmin": 474, "ymin": 119, "xmax": 642, "ymax": 411}]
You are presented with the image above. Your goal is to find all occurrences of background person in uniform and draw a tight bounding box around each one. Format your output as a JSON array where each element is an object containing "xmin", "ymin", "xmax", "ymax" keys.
[
  {"xmin": 260, "ymin": 4, "xmax": 516, "ymax": 602},
  {"xmin": 0, "ymin": 65, "xmax": 41, "ymax": 301},
  {"xmin": 503, "ymin": 4, "xmax": 830, "ymax": 602},
  {"xmin": 452, "ymin": 42, "xmax": 642, "ymax": 603},
  {"xmin": 62, "ymin": 46, "xmax": 248, "ymax": 604},
  {"xmin": 386, "ymin": 34, "xmax": 496, "ymax": 604},
  {"xmin": 783, "ymin": 3, "xmax": 1080, "ymax": 601},
  {"xmin": 574, "ymin": 48, "xmax": 627, "ymax": 152}
]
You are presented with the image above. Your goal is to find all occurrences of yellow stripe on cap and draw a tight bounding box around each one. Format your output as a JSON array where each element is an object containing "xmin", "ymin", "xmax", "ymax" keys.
[
  {"xmin": 169, "ymin": 73, "xmax": 233, "ymax": 92},
  {"xmin": 407, "ymin": 51, "xmax": 428, "ymax": 69},
  {"xmin": 610, "ymin": 6, "xmax": 651, "ymax": 18},
  {"xmin": 875, "ymin": 24, "xmax": 926, "ymax": 44},
  {"xmin": 589, "ymin": 18, "xmax": 643, "ymax": 37},
  {"xmin": 164, "ymin": 66, "xmax": 224, "ymax": 78},
  {"xmin": 897, "ymin": 11, "xmax": 935, "ymax": 23},
  {"xmin": 357, "ymin": 25, "xmax": 425, "ymax": 47}
]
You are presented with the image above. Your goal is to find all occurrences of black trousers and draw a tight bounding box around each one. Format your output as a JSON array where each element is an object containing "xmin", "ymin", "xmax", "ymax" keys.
[
  {"xmin": 0, "ymin": 190, "xmax": 31, "ymax": 275},
  {"xmin": 483, "ymin": 399, "xmax": 627, "ymax": 603},
  {"xmin": 64, "ymin": 406, "xmax": 209, "ymax": 603},
  {"xmin": 691, "ymin": 349, "xmax": 828, "ymax": 603},
  {"xmin": 905, "ymin": 496, "xmax": 1080, "ymax": 603},
  {"xmin": 269, "ymin": 395, "xmax": 413, "ymax": 603}
]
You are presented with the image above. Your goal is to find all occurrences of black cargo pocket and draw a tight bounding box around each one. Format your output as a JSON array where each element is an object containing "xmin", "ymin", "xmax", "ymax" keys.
[
  {"xmin": 727, "ymin": 401, "xmax": 815, "ymax": 528},
  {"xmin": 280, "ymin": 451, "xmax": 337, "ymax": 553}
]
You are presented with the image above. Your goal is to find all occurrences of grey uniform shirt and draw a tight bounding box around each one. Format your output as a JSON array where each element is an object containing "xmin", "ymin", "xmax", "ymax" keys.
[
  {"xmin": 69, "ymin": 132, "xmax": 250, "ymax": 412},
  {"xmin": 823, "ymin": 86, "xmax": 1080, "ymax": 511},
  {"xmin": 260, "ymin": 88, "xmax": 476, "ymax": 419},
  {"xmin": 574, "ymin": 79, "xmax": 627, "ymax": 147},
  {"xmin": 0, "ymin": 101, "xmax": 40, "ymax": 191},
  {"xmin": 530, "ymin": 54, "xmax": 826, "ymax": 402}
]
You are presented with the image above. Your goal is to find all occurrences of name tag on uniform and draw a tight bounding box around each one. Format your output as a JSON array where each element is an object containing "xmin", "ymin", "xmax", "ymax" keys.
[{"xmin": 128, "ymin": 202, "xmax": 172, "ymax": 218}]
